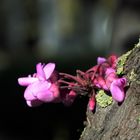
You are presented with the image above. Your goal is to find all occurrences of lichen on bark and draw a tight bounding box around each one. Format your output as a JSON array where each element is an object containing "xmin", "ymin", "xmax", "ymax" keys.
[
  {"xmin": 96, "ymin": 90, "xmax": 113, "ymax": 108},
  {"xmin": 80, "ymin": 39, "xmax": 140, "ymax": 140},
  {"xmin": 117, "ymin": 50, "xmax": 132, "ymax": 75}
]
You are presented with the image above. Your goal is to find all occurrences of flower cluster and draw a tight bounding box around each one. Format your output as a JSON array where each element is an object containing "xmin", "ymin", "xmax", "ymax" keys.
[
  {"xmin": 18, "ymin": 55, "xmax": 127, "ymax": 111},
  {"xmin": 18, "ymin": 63, "xmax": 60, "ymax": 107},
  {"xmin": 86, "ymin": 55, "xmax": 126, "ymax": 110}
]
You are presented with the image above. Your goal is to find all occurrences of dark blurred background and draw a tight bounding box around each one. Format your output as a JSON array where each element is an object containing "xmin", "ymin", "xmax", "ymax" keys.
[{"xmin": 0, "ymin": 0, "xmax": 140, "ymax": 140}]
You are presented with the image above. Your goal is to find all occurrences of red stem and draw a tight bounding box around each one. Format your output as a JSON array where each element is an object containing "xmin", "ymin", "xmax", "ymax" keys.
[
  {"xmin": 60, "ymin": 72, "xmax": 84, "ymax": 86},
  {"xmin": 58, "ymin": 79, "xmax": 75, "ymax": 86}
]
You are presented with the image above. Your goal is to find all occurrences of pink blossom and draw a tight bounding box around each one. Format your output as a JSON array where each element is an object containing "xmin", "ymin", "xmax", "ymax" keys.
[
  {"xmin": 105, "ymin": 68, "xmax": 126, "ymax": 102},
  {"xmin": 93, "ymin": 76, "xmax": 108, "ymax": 90},
  {"xmin": 105, "ymin": 68, "xmax": 117, "ymax": 88},
  {"xmin": 97, "ymin": 57, "xmax": 107, "ymax": 65},
  {"xmin": 96, "ymin": 76, "xmax": 108, "ymax": 90},
  {"xmin": 93, "ymin": 56, "xmax": 126, "ymax": 104},
  {"xmin": 88, "ymin": 95, "xmax": 95, "ymax": 111},
  {"xmin": 107, "ymin": 55, "xmax": 117, "ymax": 68},
  {"xmin": 18, "ymin": 63, "xmax": 60, "ymax": 107},
  {"xmin": 110, "ymin": 78, "xmax": 126, "ymax": 102}
]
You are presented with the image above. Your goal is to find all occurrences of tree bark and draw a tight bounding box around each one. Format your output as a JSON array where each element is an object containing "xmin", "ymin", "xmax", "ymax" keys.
[{"xmin": 80, "ymin": 40, "xmax": 140, "ymax": 140}]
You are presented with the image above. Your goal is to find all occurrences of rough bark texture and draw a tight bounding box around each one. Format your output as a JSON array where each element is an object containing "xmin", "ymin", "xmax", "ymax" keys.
[{"xmin": 80, "ymin": 40, "xmax": 140, "ymax": 140}]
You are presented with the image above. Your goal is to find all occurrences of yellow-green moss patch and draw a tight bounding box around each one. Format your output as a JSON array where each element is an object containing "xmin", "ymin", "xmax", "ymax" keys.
[
  {"xmin": 96, "ymin": 90, "xmax": 113, "ymax": 108},
  {"xmin": 117, "ymin": 50, "xmax": 132, "ymax": 75}
]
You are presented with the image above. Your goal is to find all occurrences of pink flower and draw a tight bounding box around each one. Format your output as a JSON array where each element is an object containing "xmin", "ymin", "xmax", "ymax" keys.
[
  {"xmin": 97, "ymin": 57, "xmax": 107, "ymax": 65},
  {"xmin": 92, "ymin": 55, "xmax": 126, "ymax": 104},
  {"xmin": 88, "ymin": 95, "xmax": 95, "ymax": 111},
  {"xmin": 105, "ymin": 68, "xmax": 126, "ymax": 102},
  {"xmin": 105, "ymin": 68, "xmax": 117, "ymax": 88},
  {"xmin": 93, "ymin": 76, "xmax": 108, "ymax": 90},
  {"xmin": 110, "ymin": 78, "xmax": 126, "ymax": 102},
  {"xmin": 107, "ymin": 55, "xmax": 117, "ymax": 68},
  {"xmin": 97, "ymin": 55, "xmax": 117, "ymax": 70},
  {"xmin": 18, "ymin": 63, "xmax": 60, "ymax": 107}
]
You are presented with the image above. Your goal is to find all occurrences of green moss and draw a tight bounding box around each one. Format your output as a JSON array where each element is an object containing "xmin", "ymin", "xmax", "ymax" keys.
[
  {"xmin": 96, "ymin": 90, "xmax": 113, "ymax": 108},
  {"xmin": 117, "ymin": 50, "xmax": 132, "ymax": 75},
  {"xmin": 117, "ymin": 39, "xmax": 140, "ymax": 75}
]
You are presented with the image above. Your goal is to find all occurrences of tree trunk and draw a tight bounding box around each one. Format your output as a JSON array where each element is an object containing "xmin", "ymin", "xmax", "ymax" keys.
[{"xmin": 80, "ymin": 40, "xmax": 140, "ymax": 140}]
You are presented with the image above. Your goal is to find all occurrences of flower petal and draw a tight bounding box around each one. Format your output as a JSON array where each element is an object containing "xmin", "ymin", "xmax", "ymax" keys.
[
  {"xmin": 97, "ymin": 76, "xmax": 108, "ymax": 90},
  {"xmin": 26, "ymin": 100, "xmax": 43, "ymax": 107},
  {"xmin": 110, "ymin": 78, "xmax": 126, "ymax": 102},
  {"xmin": 93, "ymin": 78, "xmax": 101, "ymax": 88},
  {"xmin": 110, "ymin": 85, "xmax": 124, "ymax": 102},
  {"xmin": 30, "ymin": 81, "xmax": 51, "ymax": 97},
  {"xmin": 36, "ymin": 63, "xmax": 45, "ymax": 80},
  {"xmin": 37, "ymin": 90, "xmax": 54, "ymax": 102},
  {"xmin": 108, "ymin": 55, "xmax": 117, "ymax": 68},
  {"xmin": 49, "ymin": 84, "xmax": 60, "ymax": 98},
  {"xmin": 24, "ymin": 86, "xmax": 37, "ymax": 101},
  {"xmin": 97, "ymin": 57, "xmax": 106, "ymax": 65},
  {"xmin": 24, "ymin": 81, "xmax": 51, "ymax": 100},
  {"xmin": 115, "ymin": 78, "xmax": 126, "ymax": 87},
  {"xmin": 105, "ymin": 68, "xmax": 116, "ymax": 76},
  {"xmin": 18, "ymin": 77, "xmax": 38, "ymax": 86},
  {"xmin": 106, "ymin": 72, "xmax": 117, "ymax": 88},
  {"xmin": 43, "ymin": 63, "xmax": 55, "ymax": 79}
]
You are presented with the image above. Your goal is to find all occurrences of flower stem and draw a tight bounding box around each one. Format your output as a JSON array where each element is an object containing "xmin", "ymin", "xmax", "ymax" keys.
[{"xmin": 60, "ymin": 72, "xmax": 84, "ymax": 86}]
